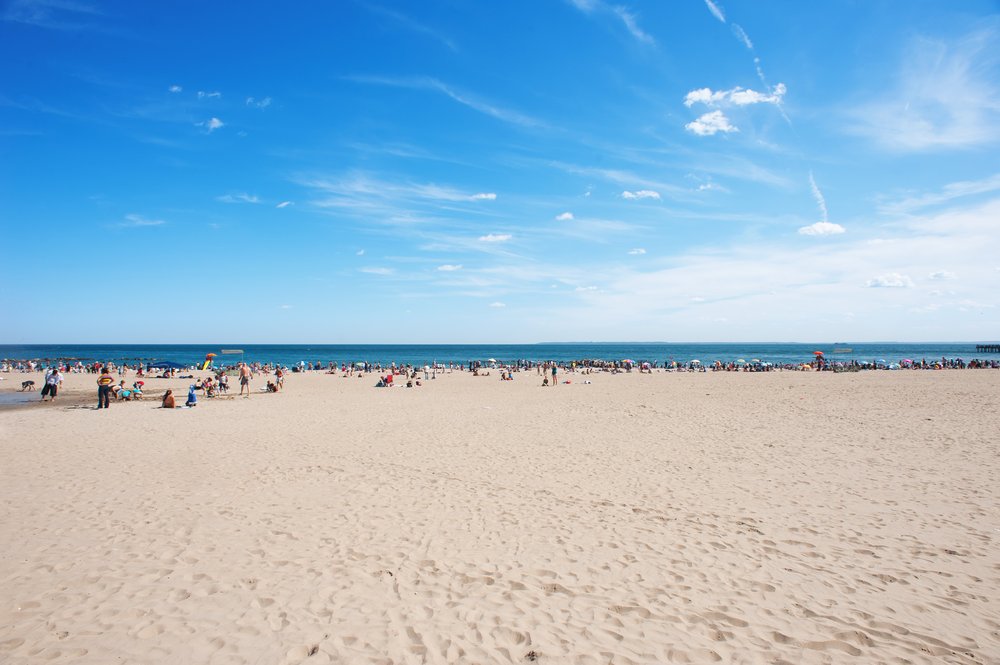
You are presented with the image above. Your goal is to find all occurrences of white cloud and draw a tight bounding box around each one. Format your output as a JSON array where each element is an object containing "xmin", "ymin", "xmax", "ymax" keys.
[
  {"xmin": 732, "ymin": 24, "xmax": 753, "ymax": 49},
  {"xmin": 279, "ymin": 304, "xmax": 292, "ymax": 309},
  {"xmin": 489, "ymin": 301, "xmax": 506, "ymax": 308},
  {"xmin": 437, "ymin": 264, "xmax": 463, "ymax": 271},
  {"xmin": 808, "ymin": 171, "xmax": 829, "ymax": 222},
  {"xmin": 197, "ymin": 91, "xmax": 221, "ymax": 99},
  {"xmin": 866, "ymin": 273, "xmax": 914, "ymax": 288},
  {"xmin": 217, "ymin": 193, "xmax": 259, "ymax": 204},
  {"xmin": 168, "ymin": 85, "xmax": 182, "ymax": 93},
  {"xmin": 555, "ymin": 212, "xmax": 574, "ymax": 221},
  {"xmin": 621, "ymin": 189, "xmax": 661, "ymax": 200},
  {"xmin": 704, "ymin": 0, "xmax": 726, "ymax": 23},
  {"xmin": 628, "ymin": 248, "xmax": 647, "ymax": 255},
  {"xmin": 575, "ymin": 285, "xmax": 598, "ymax": 292},
  {"xmin": 246, "ymin": 96, "xmax": 272, "ymax": 108},
  {"xmin": 479, "ymin": 233, "xmax": 511, "ymax": 242},
  {"xmin": 356, "ymin": 249, "xmax": 365, "ymax": 256},
  {"xmin": 120, "ymin": 214, "xmax": 165, "ymax": 228},
  {"xmin": 691, "ymin": 296, "xmax": 706, "ymax": 302},
  {"xmin": 198, "ymin": 117, "xmax": 224, "ymax": 133},
  {"xmin": 360, "ymin": 267, "xmax": 394, "ymax": 276},
  {"xmin": 850, "ymin": 28, "xmax": 1000, "ymax": 151},
  {"xmin": 685, "ymin": 110, "xmax": 738, "ymax": 136},
  {"xmin": 929, "ymin": 270, "xmax": 957, "ymax": 280},
  {"xmin": 685, "ymin": 84, "xmax": 786, "ymax": 108},
  {"xmin": 798, "ymin": 222, "xmax": 846, "ymax": 236},
  {"xmin": 276, "ymin": 200, "xmax": 293, "ymax": 208},
  {"xmin": 471, "ymin": 192, "xmax": 497, "ymax": 201}
]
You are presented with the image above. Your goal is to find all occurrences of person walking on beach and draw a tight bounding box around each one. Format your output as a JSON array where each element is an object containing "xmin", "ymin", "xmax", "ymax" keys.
[
  {"xmin": 40, "ymin": 367, "xmax": 62, "ymax": 401},
  {"xmin": 239, "ymin": 362, "xmax": 252, "ymax": 397},
  {"xmin": 96, "ymin": 367, "xmax": 115, "ymax": 409}
]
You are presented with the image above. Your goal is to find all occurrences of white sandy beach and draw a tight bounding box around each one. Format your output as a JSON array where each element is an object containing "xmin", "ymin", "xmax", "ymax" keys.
[{"xmin": 1, "ymin": 369, "xmax": 998, "ymax": 664}]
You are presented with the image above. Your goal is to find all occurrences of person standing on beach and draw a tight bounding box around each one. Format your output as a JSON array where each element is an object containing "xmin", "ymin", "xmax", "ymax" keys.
[
  {"xmin": 551, "ymin": 362, "xmax": 558, "ymax": 386},
  {"xmin": 96, "ymin": 367, "xmax": 115, "ymax": 409},
  {"xmin": 239, "ymin": 362, "xmax": 252, "ymax": 397},
  {"xmin": 40, "ymin": 367, "xmax": 62, "ymax": 401}
]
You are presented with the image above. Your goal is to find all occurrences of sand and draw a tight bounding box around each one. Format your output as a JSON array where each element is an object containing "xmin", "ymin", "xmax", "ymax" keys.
[{"xmin": 0, "ymin": 368, "xmax": 998, "ymax": 664}]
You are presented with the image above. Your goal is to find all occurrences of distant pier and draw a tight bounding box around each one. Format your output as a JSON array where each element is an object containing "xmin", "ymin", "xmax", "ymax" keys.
[{"xmin": 976, "ymin": 344, "xmax": 1000, "ymax": 353}]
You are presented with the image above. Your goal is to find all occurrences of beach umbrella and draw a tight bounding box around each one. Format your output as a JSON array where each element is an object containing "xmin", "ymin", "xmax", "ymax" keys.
[
  {"xmin": 487, "ymin": 358, "xmax": 497, "ymax": 363},
  {"xmin": 813, "ymin": 351, "xmax": 824, "ymax": 356},
  {"xmin": 751, "ymin": 358, "xmax": 761, "ymax": 363},
  {"xmin": 690, "ymin": 359, "xmax": 701, "ymax": 364},
  {"xmin": 736, "ymin": 358, "xmax": 746, "ymax": 364}
]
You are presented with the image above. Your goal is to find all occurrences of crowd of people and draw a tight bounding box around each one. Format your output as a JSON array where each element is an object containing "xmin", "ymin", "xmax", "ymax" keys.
[{"xmin": 4, "ymin": 353, "xmax": 999, "ymax": 408}]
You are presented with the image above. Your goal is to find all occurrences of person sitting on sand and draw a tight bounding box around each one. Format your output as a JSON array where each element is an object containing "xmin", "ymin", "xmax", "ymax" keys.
[
  {"xmin": 162, "ymin": 389, "xmax": 175, "ymax": 409},
  {"xmin": 186, "ymin": 385, "xmax": 197, "ymax": 407}
]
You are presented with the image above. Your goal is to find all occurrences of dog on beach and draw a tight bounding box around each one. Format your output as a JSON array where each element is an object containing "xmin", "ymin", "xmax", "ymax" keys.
[{"xmin": 20, "ymin": 380, "xmax": 36, "ymax": 391}]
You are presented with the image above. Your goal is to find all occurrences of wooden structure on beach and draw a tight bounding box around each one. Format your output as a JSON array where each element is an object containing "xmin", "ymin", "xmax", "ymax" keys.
[{"xmin": 975, "ymin": 344, "xmax": 1000, "ymax": 353}]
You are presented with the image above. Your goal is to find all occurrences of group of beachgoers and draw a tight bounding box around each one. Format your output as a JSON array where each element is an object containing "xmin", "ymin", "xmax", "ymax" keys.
[{"xmin": 4, "ymin": 354, "xmax": 999, "ymax": 406}]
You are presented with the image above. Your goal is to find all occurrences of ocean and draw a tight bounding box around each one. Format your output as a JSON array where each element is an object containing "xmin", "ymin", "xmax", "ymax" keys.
[{"xmin": 0, "ymin": 342, "xmax": 993, "ymax": 367}]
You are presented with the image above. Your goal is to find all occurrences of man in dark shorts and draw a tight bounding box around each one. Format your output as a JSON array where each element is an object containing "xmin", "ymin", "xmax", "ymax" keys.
[{"xmin": 239, "ymin": 362, "xmax": 252, "ymax": 397}]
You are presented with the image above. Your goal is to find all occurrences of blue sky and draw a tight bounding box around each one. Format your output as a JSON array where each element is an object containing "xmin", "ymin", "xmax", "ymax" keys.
[{"xmin": 1, "ymin": 0, "xmax": 998, "ymax": 343}]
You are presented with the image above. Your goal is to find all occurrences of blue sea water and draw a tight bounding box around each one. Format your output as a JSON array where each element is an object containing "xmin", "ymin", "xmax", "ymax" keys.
[{"xmin": 0, "ymin": 342, "xmax": 993, "ymax": 368}]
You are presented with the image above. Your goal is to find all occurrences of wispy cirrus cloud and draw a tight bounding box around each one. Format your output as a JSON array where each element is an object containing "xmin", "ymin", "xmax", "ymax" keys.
[
  {"xmin": 566, "ymin": 0, "xmax": 654, "ymax": 45},
  {"xmin": 347, "ymin": 75, "xmax": 543, "ymax": 128},
  {"xmin": 197, "ymin": 90, "xmax": 221, "ymax": 99},
  {"xmin": 479, "ymin": 233, "xmax": 512, "ymax": 242},
  {"xmin": 360, "ymin": 267, "xmax": 394, "ymax": 276},
  {"xmin": 246, "ymin": 96, "xmax": 271, "ymax": 108},
  {"xmin": 276, "ymin": 200, "xmax": 294, "ymax": 208},
  {"xmin": 703, "ymin": 0, "xmax": 725, "ymax": 23},
  {"xmin": 437, "ymin": 264, "xmax": 463, "ymax": 271},
  {"xmin": 808, "ymin": 171, "xmax": 829, "ymax": 222},
  {"xmin": 879, "ymin": 173, "xmax": 1000, "ymax": 214},
  {"xmin": 119, "ymin": 213, "xmax": 165, "ymax": 228},
  {"xmin": 849, "ymin": 27, "xmax": 1000, "ymax": 151},
  {"xmin": 217, "ymin": 193, "xmax": 260, "ymax": 204},
  {"xmin": 628, "ymin": 248, "xmax": 646, "ymax": 255},
  {"xmin": 732, "ymin": 24, "xmax": 753, "ymax": 49},
  {"xmin": 3, "ymin": 0, "xmax": 101, "ymax": 30},
  {"xmin": 360, "ymin": 3, "xmax": 458, "ymax": 51},
  {"xmin": 612, "ymin": 6, "xmax": 654, "ymax": 45}
]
